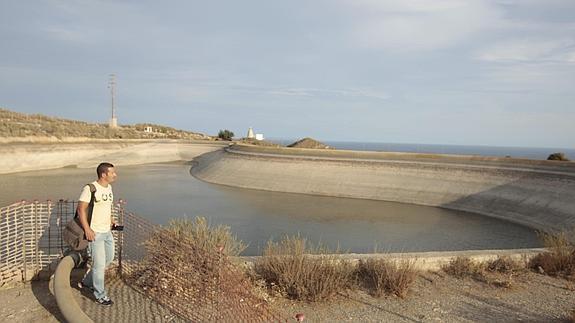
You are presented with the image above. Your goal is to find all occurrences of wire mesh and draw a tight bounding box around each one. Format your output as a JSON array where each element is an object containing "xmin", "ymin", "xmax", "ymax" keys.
[
  {"xmin": 120, "ymin": 210, "xmax": 283, "ymax": 322},
  {"xmin": 0, "ymin": 200, "xmax": 121, "ymax": 285},
  {"xmin": 1, "ymin": 200, "xmax": 283, "ymax": 322}
]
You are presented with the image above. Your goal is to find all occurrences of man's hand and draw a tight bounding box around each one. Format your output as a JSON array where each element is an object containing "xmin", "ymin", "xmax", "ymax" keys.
[{"xmin": 85, "ymin": 227, "xmax": 96, "ymax": 241}]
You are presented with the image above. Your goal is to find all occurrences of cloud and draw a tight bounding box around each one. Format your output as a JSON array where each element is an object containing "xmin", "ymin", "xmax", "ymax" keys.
[
  {"xmin": 43, "ymin": 26, "xmax": 88, "ymax": 43},
  {"xmin": 343, "ymin": 0, "xmax": 503, "ymax": 52},
  {"xmin": 476, "ymin": 38, "xmax": 575, "ymax": 63},
  {"xmin": 267, "ymin": 87, "xmax": 390, "ymax": 100}
]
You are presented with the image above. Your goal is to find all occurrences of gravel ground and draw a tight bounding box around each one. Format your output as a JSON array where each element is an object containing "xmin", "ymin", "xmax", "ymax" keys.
[
  {"xmin": 1, "ymin": 270, "xmax": 574, "ymax": 322},
  {"xmin": 272, "ymin": 270, "xmax": 575, "ymax": 322}
]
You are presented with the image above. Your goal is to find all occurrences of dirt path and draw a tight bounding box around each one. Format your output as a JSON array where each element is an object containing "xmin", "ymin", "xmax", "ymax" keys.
[{"xmin": 1, "ymin": 271, "xmax": 574, "ymax": 322}]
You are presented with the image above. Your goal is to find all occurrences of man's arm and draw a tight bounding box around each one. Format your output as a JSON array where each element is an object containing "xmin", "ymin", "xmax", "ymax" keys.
[{"xmin": 77, "ymin": 202, "xmax": 95, "ymax": 241}]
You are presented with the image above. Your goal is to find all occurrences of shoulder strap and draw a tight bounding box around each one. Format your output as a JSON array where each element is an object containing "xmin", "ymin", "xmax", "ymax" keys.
[{"xmin": 87, "ymin": 183, "xmax": 96, "ymax": 225}]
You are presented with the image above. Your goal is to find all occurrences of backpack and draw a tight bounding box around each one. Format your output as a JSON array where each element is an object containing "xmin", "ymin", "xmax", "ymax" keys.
[{"xmin": 63, "ymin": 184, "xmax": 96, "ymax": 251}]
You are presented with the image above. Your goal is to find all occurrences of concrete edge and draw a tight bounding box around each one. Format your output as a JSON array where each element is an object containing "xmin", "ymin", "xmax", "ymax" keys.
[{"xmin": 236, "ymin": 248, "xmax": 547, "ymax": 271}]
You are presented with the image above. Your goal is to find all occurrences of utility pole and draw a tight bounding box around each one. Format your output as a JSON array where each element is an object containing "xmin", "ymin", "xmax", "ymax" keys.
[{"xmin": 108, "ymin": 74, "xmax": 118, "ymax": 128}]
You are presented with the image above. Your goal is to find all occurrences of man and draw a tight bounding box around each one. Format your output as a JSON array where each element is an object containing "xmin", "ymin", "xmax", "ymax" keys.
[{"xmin": 77, "ymin": 162, "xmax": 117, "ymax": 306}]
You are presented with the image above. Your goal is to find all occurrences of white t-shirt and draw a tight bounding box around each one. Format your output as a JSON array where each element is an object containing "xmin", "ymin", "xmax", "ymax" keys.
[{"xmin": 78, "ymin": 181, "xmax": 113, "ymax": 233}]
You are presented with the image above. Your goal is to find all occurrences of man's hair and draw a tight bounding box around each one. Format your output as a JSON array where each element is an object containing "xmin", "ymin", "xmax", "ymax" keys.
[{"xmin": 96, "ymin": 162, "xmax": 115, "ymax": 179}]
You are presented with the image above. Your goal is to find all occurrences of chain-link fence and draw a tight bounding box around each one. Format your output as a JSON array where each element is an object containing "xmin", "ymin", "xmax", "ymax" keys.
[{"xmin": 0, "ymin": 200, "xmax": 282, "ymax": 322}]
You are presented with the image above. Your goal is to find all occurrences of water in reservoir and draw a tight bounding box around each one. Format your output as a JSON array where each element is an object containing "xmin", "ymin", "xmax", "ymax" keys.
[{"xmin": 0, "ymin": 163, "xmax": 541, "ymax": 256}]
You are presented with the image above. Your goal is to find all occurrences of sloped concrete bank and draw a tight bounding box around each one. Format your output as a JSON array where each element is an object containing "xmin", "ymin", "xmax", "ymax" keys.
[
  {"xmin": 192, "ymin": 144, "xmax": 575, "ymax": 232},
  {"xmin": 0, "ymin": 140, "xmax": 227, "ymax": 174}
]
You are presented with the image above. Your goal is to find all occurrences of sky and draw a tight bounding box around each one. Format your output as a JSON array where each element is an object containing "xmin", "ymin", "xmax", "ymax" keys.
[{"xmin": 1, "ymin": 0, "xmax": 574, "ymax": 148}]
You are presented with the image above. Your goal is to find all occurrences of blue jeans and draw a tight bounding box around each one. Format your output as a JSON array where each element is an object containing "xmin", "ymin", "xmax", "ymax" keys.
[{"xmin": 82, "ymin": 231, "xmax": 115, "ymax": 300}]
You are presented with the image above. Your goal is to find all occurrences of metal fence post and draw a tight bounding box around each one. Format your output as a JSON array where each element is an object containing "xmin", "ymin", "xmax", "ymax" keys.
[{"xmin": 118, "ymin": 199, "xmax": 124, "ymax": 277}]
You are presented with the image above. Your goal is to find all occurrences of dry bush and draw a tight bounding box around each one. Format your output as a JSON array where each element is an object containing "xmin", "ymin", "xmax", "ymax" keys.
[
  {"xmin": 442, "ymin": 257, "xmax": 485, "ymax": 279},
  {"xmin": 487, "ymin": 256, "xmax": 524, "ymax": 273},
  {"xmin": 160, "ymin": 217, "xmax": 246, "ymax": 256},
  {"xmin": 529, "ymin": 230, "xmax": 575, "ymax": 280},
  {"xmin": 483, "ymin": 256, "xmax": 524, "ymax": 288},
  {"xmin": 443, "ymin": 256, "xmax": 520, "ymax": 288},
  {"xmin": 127, "ymin": 217, "xmax": 279, "ymax": 321},
  {"xmin": 0, "ymin": 108, "xmax": 210, "ymax": 139},
  {"xmin": 356, "ymin": 258, "xmax": 419, "ymax": 298},
  {"xmin": 547, "ymin": 152, "xmax": 570, "ymax": 161},
  {"xmin": 253, "ymin": 236, "xmax": 354, "ymax": 302}
]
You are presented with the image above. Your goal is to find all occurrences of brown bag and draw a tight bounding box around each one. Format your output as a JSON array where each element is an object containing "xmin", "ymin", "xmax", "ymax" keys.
[{"xmin": 63, "ymin": 184, "xmax": 96, "ymax": 251}]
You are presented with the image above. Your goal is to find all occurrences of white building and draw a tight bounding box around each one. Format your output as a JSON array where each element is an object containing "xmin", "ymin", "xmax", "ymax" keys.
[
  {"xmin": 255, "ymin": 134, "xmax": 264, "ymax": 141},
  {"xmin": 246, "ymin": 127, "xmax": 255, "ymax": 139},
  {"xmin": 144, "ymin": 126, "xmax": 153, "ymax": 133}
]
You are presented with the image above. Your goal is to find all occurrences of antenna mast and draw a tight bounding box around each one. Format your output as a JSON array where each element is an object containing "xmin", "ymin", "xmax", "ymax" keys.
[{"xmin": 108, "ymin": 74, "xmax": 118, "ymax": 128}]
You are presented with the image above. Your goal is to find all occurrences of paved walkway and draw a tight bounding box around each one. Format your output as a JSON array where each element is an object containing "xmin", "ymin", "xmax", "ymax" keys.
[{"xmin": 72, "ymin": 275, "xmax": 185, "ymax": 323}]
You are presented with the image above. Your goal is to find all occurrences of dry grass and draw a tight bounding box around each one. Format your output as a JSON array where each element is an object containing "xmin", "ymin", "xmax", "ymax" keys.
[
  {"xmin": 529, "ymin": 230, "xmax": 575, "ymax": 280},
  {"xmin": 253, "ymin": 236, "xmax": 354, "ymax": 302},
  {"xmin": 0, "ymin": 108, "xmax": 210, "ymax": 139},
  {"xmin": 126, "ymin": 217, "xmax": 280, "ymax": 321},
  {"xmin": 487, "ymin": 256, "xmax": 524, "ymax": 274},
  {"xmin": 442, "ymin": 256, "xmax": 521, "ymax": 288},
  {"xmin": 160, "ymin": 217, "xmax": 247, "ymax": 256},
  {"xmin": 356, "ymin": 258, "xmax": 419, "ymax": 298},
  {"xmin": 442, "ymin": 257, "xmax": 484, "ymax": 279}
]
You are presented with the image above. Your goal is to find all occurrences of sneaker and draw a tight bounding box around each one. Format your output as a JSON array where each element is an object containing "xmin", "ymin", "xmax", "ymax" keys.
[{"xmin": 96, "ymin": 297, "xmax": 113, "ymax": 306}]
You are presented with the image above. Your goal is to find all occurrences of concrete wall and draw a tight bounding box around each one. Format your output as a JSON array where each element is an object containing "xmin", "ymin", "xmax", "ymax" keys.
[
  {"xmin": 239, "ymin": 248, "xmax": 545, "ymax": 272},
  {"xmin": 0, "ymin": 140, "xmax": 227, "ymax": 174},
  {"xmin": 192, "ymin": 144, "xmax": 575, "ymax": 232}
]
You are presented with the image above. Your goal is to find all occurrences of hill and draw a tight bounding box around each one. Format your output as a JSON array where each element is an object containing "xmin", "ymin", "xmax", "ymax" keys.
[
  {"xmin": 0, "ymin": 108, "xmax": 212, "ymax": 140},
  {"xmin": 287, "ymin": 137, "xmax": 331, "ymax": 149}
]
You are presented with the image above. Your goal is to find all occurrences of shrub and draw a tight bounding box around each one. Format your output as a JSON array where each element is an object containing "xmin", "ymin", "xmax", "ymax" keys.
[
  {"xmin": 529, "ymin": 230, "xmax": 575, "ymax": 280},
  {"xmin": 254, "ymin": 236, "xmax": 354, "ymax": 302},
  {"xmin": 442, "ymin": 257, "xmax": 485, "ymax": 279},
  {"xmin": 487, "ymin": 256, "xmax": 524, "ymax": 274},
  {"xmin": 218, "ymin": 129, "xmax": 234, "ymax": 141},
  {"xmin": 160, "ymin": 217, "xmax": 246, "ymax": 256},
  {"xmin": 127, "ymin": 217, "xmax": 278, "ymax": 321},
  {"xmin": 356, "ymin": 258, "xmax": 418, "ymax": 298},
  {"xmin": 547, "ymin": 152, "xmax": 570, "ymax": 161},
  {"xmin": 442, "ymin": 256, "xmax": 519, "ymax": 287}
]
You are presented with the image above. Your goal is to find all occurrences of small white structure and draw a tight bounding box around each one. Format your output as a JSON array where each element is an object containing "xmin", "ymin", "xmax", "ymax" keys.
[
  {"xmin": 109, "ymin": 117, "xmax": 118, "ymax": 128},
  {"xmin": 247, "ymin": 127, "xmax": 255, "ymax": 139},
  {"xmin": 255, "ymin": 134, "xmax": 264, "ymax": 141},
  {"xmin": 144, "ymin": 126, "xmax": 153, "ymax": 133}
]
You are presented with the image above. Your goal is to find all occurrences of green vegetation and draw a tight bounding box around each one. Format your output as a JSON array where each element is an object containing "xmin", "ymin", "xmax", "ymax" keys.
[
  {"xmin": 218, "ymin": 129, "xmax": 234, "ymax": 141},
  {"xmin": 0, "ymin": 108, "xmax": 210, "ymax": 140},
  {"xmin": 547, "ymin": 152, "xmax": 570, "ymax": 161}
]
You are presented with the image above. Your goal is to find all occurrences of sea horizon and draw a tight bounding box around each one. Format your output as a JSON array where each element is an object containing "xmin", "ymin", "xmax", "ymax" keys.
[{"xmin": 267, "ymin": 138, "xmax": 575, "ymax": 160}]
